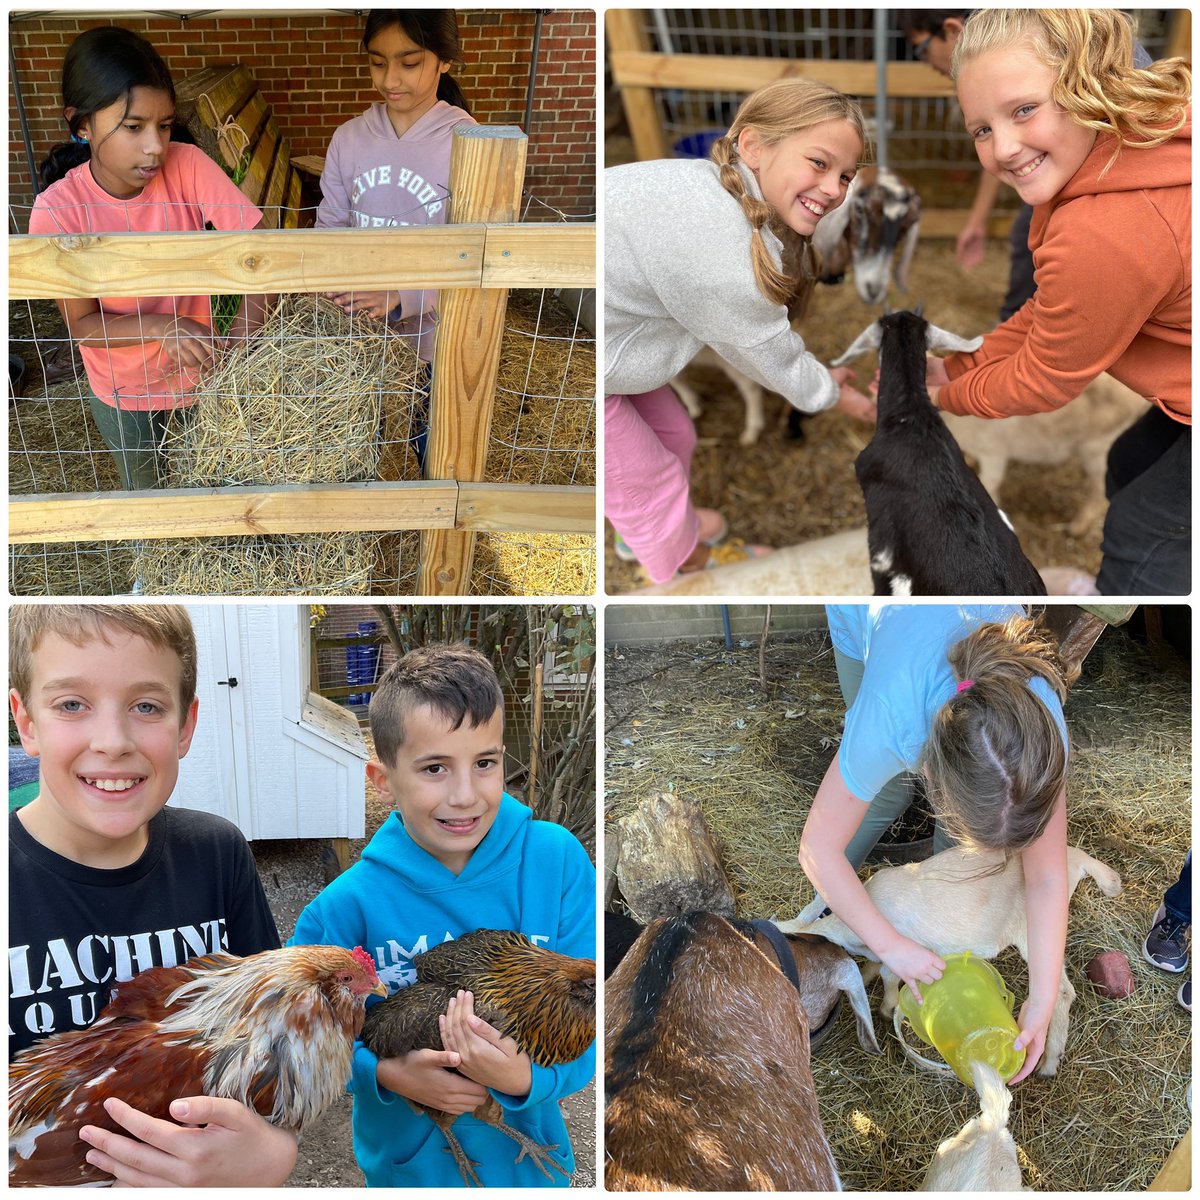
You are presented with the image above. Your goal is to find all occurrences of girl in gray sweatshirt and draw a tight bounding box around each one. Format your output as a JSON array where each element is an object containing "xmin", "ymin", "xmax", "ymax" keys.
[{"xmin": 605, "ymin": 78, "xmax": 875, "ymax": 583}]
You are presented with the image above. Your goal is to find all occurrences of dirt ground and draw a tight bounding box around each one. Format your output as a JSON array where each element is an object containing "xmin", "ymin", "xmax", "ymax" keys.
[
  {"xmin": 604, "ymin": 609, "xmax": 1191, "ymax": 1190},
  {"xmin": 250, "ymin": 739, "xmax": 596, "ymax": 1189},
  {"xmin": 604, "ymin": 234, "xmax": 1117, "ymax": 594}
]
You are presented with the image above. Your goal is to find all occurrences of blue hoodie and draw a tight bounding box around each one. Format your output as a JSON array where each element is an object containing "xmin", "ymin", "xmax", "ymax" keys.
[{"xmin": 290, "ymin": 793, "xmax": 596, "ymax": 1188}]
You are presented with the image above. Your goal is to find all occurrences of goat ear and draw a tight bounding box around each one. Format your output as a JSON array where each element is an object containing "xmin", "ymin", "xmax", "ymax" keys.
[
  {"xmin": 811, "ymin": 175, "xmax": 858, "ymax": 261},
  {"xmin": 925, "ymin": 322, "xmax": 984, "ymax": 355},
  {"xmin": 895, "ymin": 219, "xmax": 920, "ymax": 293},
  {"xmin": 831, "ymin": 321, "xmax": 882, "ymax": 366}
]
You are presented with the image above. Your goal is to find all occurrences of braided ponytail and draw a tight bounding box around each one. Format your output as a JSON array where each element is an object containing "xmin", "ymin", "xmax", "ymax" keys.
[{"xmin": 713, "ymin": 79, "xmax": 867, "ymax": 312}]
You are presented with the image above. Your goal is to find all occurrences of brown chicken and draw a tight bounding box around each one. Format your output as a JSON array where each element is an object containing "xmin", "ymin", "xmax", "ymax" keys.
[
  {"xmin": 360, "ymin": 928, "xmax": 596, "ymax": 1187},
  {"xmin": 9, "ymin": 944, "xmax": 385, "ymax": 1187}
]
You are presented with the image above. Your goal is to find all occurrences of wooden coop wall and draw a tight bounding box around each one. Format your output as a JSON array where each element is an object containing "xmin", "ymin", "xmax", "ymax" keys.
[
  {"xmin": 8, "ymin": 9, "xmax": 597, "ymax": 222},
  {"xmin": 606, "ymin": 7, "xmax": 1187, "ymax": 237},
  {"xmin": 9, "ymin": 125, "xmax": 596, "ymax": 598}
]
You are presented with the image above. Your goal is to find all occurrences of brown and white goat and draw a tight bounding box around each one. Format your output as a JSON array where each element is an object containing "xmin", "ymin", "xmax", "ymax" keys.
[
  {"xmin": 921, "ymin": 1060, "xmax": 1028, "ymax": 1191},
  {"xmin": 813, "ymin": 166, "xmax": 921, "ymax": 306},
  {"xmin": 777, "ymin": 844, "xmax": 1122, "ymax": 1077},
  {"xmin": 605, "ymin": 911, "xmax": 880, "ymax": 1191}
]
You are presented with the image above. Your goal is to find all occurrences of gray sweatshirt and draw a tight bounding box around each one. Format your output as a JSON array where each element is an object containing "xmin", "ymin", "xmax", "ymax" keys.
[{"xmin": 604, "ymin": 156, "xmax": 838, "ymax": 411}]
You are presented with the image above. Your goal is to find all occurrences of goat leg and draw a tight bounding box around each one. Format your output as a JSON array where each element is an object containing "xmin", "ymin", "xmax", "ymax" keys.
[{"xmin": 1039, "ymin": 968, "xmax": 1075, "ymax": 1077}]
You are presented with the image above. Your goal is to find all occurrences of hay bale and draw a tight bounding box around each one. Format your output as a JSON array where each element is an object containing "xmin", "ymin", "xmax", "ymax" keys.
[
  {"xmin": 133, "ymin": 532, "xmax": 382, "ymax": 596},
  {"xmin": 472, "ymin": 531, "xmax": 596, "ymax": 596},
  {"xmin": 162, "ymin": 293, "xmax": 423, "ymax": 488}
]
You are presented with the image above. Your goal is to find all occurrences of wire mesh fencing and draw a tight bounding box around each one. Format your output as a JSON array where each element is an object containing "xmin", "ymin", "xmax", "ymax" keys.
[{"xmin": 9, "ymin": 183, "xmax": 595, "ymax": 596}]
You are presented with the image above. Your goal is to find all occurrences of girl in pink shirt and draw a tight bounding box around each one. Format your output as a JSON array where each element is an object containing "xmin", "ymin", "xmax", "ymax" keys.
[{"xmin": 29, "ymin": 27, "xmax": 266, "ymax": 491}]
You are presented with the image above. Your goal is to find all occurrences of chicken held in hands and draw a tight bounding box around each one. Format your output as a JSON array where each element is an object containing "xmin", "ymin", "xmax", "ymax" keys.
[
  {"xmin": 9, "ymin": 944, "xmax": 385, "ymax": 1187},
  {"xmin": 361, "ymin": 928, "xmax": 596, "ymax": 1187}
]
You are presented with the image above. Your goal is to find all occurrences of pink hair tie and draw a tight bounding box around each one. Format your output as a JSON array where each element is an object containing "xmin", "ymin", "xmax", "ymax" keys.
[{"xmin": 956, "ymin": 679, "xmax": 975, "ymax": 693}]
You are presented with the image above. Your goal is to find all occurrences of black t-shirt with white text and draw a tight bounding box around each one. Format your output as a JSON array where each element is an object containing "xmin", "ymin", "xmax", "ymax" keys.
[{"xmin": 9, "ymin": 806, "xmax": 280, "ymax": 1058}]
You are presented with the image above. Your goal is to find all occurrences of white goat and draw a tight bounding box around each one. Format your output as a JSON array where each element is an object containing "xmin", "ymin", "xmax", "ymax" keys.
[
  {"xmin": 921, "ymin": 1060, "xmax": 1028, "ymax": 1191},
  {"xmin": 813, "ymin": 166, "xmax": 921, "ymax": 306},
  {"xmin": 941, "ymin": 374, "xmax": 1145, "ymax": 536},
  {"xmin": 776, "ymin": 844, "xmax": 1123, "ymax": 1077},
  {"xmin": 670, "ymin": 345, "xmax": 767, "ymax": 446}
]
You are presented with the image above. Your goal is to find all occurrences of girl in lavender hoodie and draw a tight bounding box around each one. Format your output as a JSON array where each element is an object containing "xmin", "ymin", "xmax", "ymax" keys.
[{"xmin": 319, "ymin": 10, "xmax": 475, "ymax": 355}]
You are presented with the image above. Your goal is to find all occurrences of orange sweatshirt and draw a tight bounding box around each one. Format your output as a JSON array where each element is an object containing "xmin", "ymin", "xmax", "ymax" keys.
[{"xmin": 940, "ymin": 113, "xmax": 1191, "ymax": 424}]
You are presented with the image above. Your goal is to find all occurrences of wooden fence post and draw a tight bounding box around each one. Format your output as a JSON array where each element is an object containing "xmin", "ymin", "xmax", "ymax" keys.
[
  {"xmin": 605, "ymin": 9, "xmax": 668, "ymax": 161},
  {"xmin": 419, "ymin": 125, "xmax": 527, "ymax": 595}
]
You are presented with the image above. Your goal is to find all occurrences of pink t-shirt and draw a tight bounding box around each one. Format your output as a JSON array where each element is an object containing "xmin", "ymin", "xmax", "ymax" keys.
[{"xmin": 28, "ymin": 142, "xmax": 263, "ymax": 409}]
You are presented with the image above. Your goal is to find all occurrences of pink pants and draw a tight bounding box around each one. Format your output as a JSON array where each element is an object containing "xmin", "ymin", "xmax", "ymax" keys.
[{"xmin": 605, "ymin": 385, "xmax": 701, "ymax": 584}]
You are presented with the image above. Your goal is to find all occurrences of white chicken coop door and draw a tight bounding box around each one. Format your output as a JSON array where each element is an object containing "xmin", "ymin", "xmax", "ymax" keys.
[{"xmin": 174, "ymin": 605, "xmax": 368, "ymax": 842}]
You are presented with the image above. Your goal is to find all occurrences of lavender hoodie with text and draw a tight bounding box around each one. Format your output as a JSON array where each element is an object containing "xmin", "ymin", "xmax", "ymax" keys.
[{"xmin": 318, "ymin": 100, "xmax": 475, "ymax": 355}]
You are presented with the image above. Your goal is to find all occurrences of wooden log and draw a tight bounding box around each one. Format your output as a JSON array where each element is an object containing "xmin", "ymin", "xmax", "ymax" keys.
[
  {"xmin": 616, "ymin": 792, "xmax": 736, "ymax": 922},
  {"xmin": 420, "ymin": 125, "xmax": 528, "ymax": 595}
]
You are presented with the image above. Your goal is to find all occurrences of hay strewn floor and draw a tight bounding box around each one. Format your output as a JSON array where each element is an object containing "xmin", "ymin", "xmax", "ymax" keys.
[
  {"xmin": 604, "ymin": 239, "xmax": 1110, "ymax": 594},
  {"xmin": 604, "ymin": 613, "xmax": 1191, "ymax": 1191}
]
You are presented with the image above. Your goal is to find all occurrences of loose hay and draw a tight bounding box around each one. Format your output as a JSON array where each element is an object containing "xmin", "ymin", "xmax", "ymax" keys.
[
  {"xmin": 161, "ymin": 293, "xmax": 423, "ymax": 487},
  {"xmin": 605, "ymin": 620, "xmax": 1191, "ymax": 1191},
  {"xmin": 489, "ymin": 290, "xmax": 596, "ymax": 487},
  {"xmin": 473, "ymin": 531, "xmax": 596, "ymax": 596}
]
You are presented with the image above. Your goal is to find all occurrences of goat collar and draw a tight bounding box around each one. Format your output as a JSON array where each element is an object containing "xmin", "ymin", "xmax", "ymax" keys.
[{"xmin": 750, "ymin": 918, "xmax": 803, "ymax": 992}]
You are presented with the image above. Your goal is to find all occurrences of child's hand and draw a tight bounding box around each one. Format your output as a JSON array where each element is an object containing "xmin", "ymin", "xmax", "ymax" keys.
[
  {"xmin": 880, "ymin": 936, "xmax": 946, "ymax": 1006},
  {"xmin": 828, "ymin": 368, "xmax": 877, "ymax": 423},
  {"xmin": 925, "ymin": 354, "xmax": 952, "ymax": 390},
  {"xmin": 157, "ymin": 316, "xmax": 215, "ymax": 370},
  {"xmin": 323, "ymin": 290, "xmax": 399, "ymax": 320},
  {"xmin": 440, "ymin": 990, "xmax": 533, "ymax": 1098},
  {"xmin": 376, "ymin": 1047, "xmax": 489, "ymax": 1114},
  {"xmin": 77, "ymin": 1094, "xmax": 298, "ymax": 1187},
  {"xmin": 955, "ymin": 220, "xmax": 987, "ymax": 269},
  {"xmin": 1009, "ymin": 998, "xmax": 1050, "ymax": 1084}
]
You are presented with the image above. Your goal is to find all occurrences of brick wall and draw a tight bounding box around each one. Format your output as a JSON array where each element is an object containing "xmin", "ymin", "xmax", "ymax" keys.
[
  {"xmin": 605, "ymin": 605, "xmax": 828, "ymax": 646},
  {"xmin": 8, "ymin": 9, "xmax": 596, "ymax": 219}
]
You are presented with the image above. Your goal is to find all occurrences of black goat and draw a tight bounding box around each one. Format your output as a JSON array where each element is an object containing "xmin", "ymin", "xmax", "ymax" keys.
[{"xmin": 836, "ymin": 310, "xmax": 1047, "ymax": 596}]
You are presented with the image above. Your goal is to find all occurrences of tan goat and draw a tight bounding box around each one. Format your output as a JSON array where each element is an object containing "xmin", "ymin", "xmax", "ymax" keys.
[
  {"xmin": 605, "ymin": 911, "xmax": 880, "ymax": 1191},
  {"xmin": 777, "ymin": 845, "xmax": 1122, "ymax": 1076}
]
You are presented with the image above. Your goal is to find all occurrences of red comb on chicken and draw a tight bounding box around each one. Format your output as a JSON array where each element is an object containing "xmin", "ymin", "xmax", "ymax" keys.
[{"xmin": 9, "ymin": 944, "xmax": 386, "ymax": 1187}]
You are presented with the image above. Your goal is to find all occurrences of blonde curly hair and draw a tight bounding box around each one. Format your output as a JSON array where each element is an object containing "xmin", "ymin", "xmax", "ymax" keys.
[{"xmin": 951, "ymin": 9, "xmax": 1190, "ymax": 174}]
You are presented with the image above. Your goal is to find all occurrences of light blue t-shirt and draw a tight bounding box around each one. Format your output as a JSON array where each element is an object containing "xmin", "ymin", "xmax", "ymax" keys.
[{"xmin": 826, "ymin": 604, "xmax": 1069, "ymax": 802}]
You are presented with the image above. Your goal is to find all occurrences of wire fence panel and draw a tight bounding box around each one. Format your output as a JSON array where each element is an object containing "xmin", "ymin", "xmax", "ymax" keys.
[
  {"xmin": 626, "ymin": 8, "xmax": 1175, "ymax": 182},
  {"xmin": 9, "ymin": 196, "xmax": 596, "ymax": 597}
]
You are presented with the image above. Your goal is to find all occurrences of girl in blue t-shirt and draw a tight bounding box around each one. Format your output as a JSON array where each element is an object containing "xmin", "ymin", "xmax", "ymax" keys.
[{"xmin": 800, "ymin": 604, "xmax": 1070, "ymax": 1083}]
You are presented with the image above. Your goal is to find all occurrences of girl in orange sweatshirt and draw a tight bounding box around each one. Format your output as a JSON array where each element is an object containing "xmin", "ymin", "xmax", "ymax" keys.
[{"xmin": 931, "ymin": 9, "xmax": 1190, "ymax": 595}]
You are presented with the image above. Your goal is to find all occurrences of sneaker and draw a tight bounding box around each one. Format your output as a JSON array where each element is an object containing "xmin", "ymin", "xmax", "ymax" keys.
[
  {"xmin": 1144, "ymin": 905, "xmax": 1190, "ymax": 973},
  {"xmin": 1178, "ymin": 978, "xmax": 1191, "ymax": 1012}
]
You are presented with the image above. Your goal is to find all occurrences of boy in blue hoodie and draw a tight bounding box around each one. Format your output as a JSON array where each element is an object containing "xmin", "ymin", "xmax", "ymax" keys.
[{"xmin": 290, "ymin": 642, "xmax": 595, "ymax": 1188}]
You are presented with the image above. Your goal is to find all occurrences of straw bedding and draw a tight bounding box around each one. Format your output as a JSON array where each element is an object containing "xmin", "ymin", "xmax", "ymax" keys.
[
  {"xmin": 605, "ymin": 239, "xmax": 1107, "ymax": 593},
  {"xmin": 604, "ymin": 616, "xmax": 1191, "ymax": 1190}
]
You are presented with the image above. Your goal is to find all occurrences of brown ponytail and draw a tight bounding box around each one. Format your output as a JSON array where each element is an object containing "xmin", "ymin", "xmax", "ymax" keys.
[{"xmin": 923, "ymin": 616, "xmax": 1069, "ymax": 852}]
